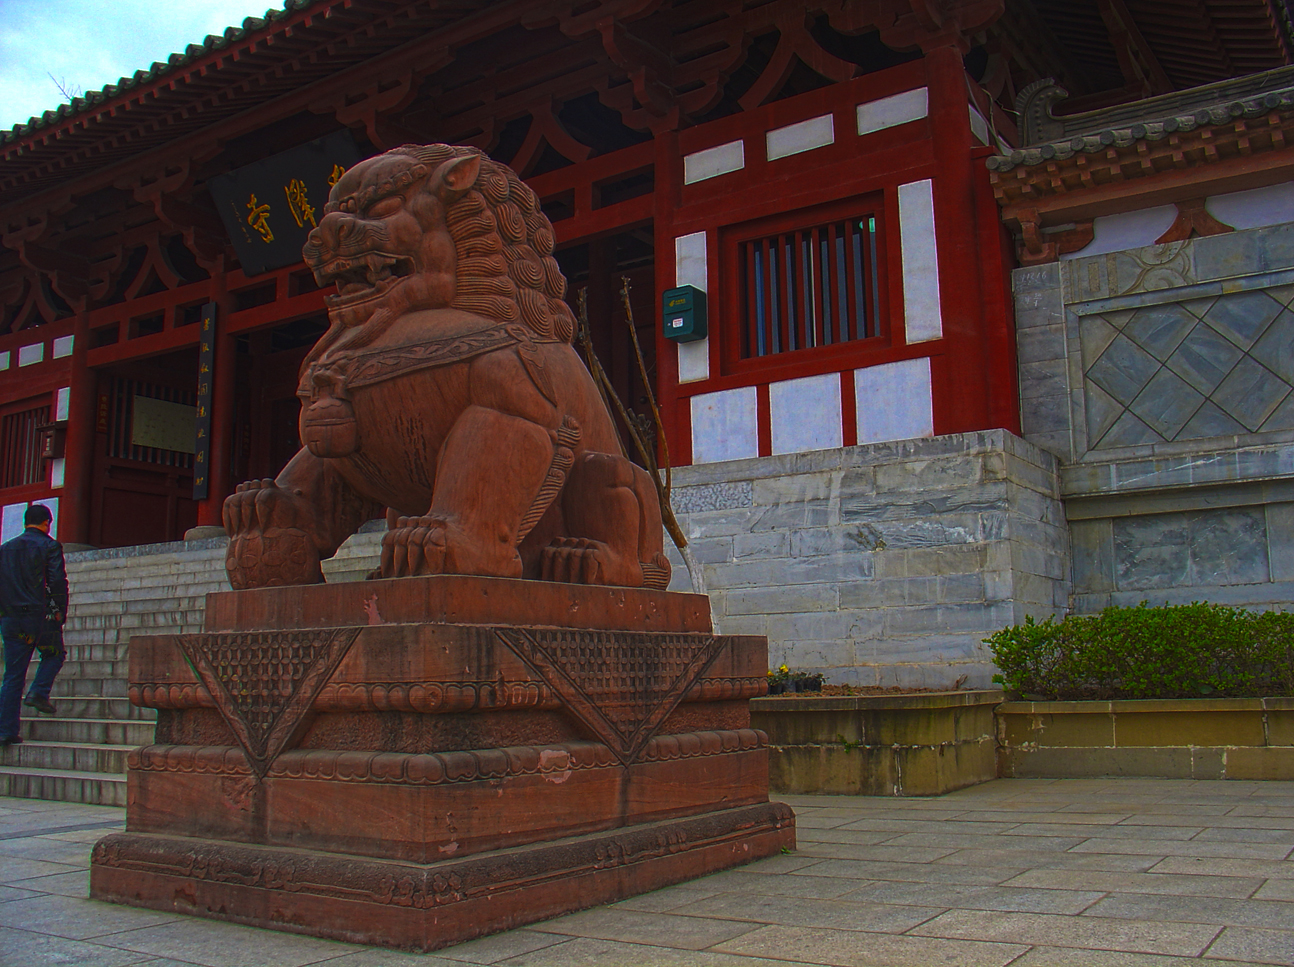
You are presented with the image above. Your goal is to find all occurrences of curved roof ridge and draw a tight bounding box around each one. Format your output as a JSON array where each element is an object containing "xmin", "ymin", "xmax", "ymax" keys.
[{"xmin": 1, "ymin": 0, "xmax": 316, "ymax": 145}]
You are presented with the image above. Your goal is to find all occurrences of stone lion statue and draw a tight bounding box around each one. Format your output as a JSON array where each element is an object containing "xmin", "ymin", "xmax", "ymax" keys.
[{"xmin": 222, "ymin": 144, "xmax": 672, "ymax": 591}]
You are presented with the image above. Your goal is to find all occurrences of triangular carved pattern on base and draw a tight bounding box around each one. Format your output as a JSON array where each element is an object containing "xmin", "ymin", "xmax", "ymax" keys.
[
  {"xmin": 176, "ymin": 628, "xmax": 362, "ymax": 777},
  {"xmin": 493, "ymin": 628, "xmax": 725, "ymax": 764}
]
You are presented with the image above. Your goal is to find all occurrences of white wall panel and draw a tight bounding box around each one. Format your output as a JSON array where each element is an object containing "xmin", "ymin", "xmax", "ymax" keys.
[
  {"xmin": 857, "ymin": 88, "xmax": 928, "ymax": 137},
  {"xmin": 683, "ymin": 140, "xmax": 745, "ymax": 184},
  {"xmin": 691, "ymin": 387, "xmax": 758, "ymax": 464},
  {"xmin": 769, "ymin": 373, "xmax": 842, "ymax": 454},
  {"xmin": 855, "ymin": 357, "xmax": 934, "ymax": 445},
  {"xmin": 897, "ymin": 179, "xmax": 943, "ymax": 344},
  {"xmin": 766, "ymin": 114, "xmax": 834, "ymax": 161}
]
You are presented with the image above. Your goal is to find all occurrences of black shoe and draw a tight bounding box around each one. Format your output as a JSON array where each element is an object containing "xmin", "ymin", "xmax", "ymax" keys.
[
  {"xmin": 0, "ymin": 735, "xmax": 22, "ymax": 746},
  {"xmin": 22, "ymin": 696, "xmax": 55, "ymax": 715}
]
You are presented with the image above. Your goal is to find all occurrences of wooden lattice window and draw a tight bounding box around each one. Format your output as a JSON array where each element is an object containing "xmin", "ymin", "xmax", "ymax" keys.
[
  {"xmin": 733, "ymin": 204, "xmax": 885, "ymax": 362},
  {"xmin": 0, "ymin": 404, "xmax": 50, "ymax": 489}
]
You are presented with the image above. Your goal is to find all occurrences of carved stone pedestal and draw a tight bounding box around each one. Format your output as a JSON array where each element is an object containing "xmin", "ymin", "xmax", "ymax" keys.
[{"xmin": 90, "ymin": 575, "xmax": 795, "ymax": 951}]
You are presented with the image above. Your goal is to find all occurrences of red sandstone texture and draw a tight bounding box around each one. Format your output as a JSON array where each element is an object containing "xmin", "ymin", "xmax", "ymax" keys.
[{"xmin": 92, "ymin": 576, "xmax": 794, "ymax": 950}]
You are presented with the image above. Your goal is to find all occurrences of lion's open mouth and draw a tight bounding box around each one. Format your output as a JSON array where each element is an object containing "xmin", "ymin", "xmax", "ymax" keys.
[{"xmin": 316, "ymin": 253, "xmax": 414, "ymax": 307}]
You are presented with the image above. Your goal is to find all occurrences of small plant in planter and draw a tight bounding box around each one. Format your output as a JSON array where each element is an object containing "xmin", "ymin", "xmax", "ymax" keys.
[
  {"xmin": 790, "ymin": 672, "xmax": 825, "ymax": 692},
  {"xmin": 767, "ymin": 664, "xmax": 790, "ymax": 695}
]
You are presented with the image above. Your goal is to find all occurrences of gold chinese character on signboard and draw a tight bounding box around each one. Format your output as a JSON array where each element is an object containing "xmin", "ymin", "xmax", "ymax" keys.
[
  {"xmin": 284, "ymin": 178, "xmax": 317, "ymax": 228},
  {"xmin": 197, "ymin": 427, "xmax": 206, "ymax": 439},
  {"xmin": 199, "ymin": 363, "xmax": 209, "ymax": 375},
  {"xmin": 328, "ymin": 164, "xmax": 346, "ymax": 188},
  {"xmin": 196, "ymin": 451, "xmax": 205, "ymax": 463},
  {"xmin": 246, "ymin": 193, "xmax": 274, "ymax": 243},
  {"xmin": 201, "ymin": 342, "xmax": 210, "ymax": 355},
  {"xmin": 198, "ymin": 405, "xmax": 207, "ymax": 418}
]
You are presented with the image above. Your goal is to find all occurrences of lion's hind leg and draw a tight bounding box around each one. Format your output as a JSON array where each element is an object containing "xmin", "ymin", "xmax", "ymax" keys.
[{"xmin": 541, "ymin": 452, "xmax": 671, "ymax": 589}]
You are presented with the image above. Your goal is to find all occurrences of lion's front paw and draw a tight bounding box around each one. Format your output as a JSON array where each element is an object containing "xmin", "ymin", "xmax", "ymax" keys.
[
  {"xmin": 540, "ymin": 537, "xmax": 610, "ymax": 585},
  {"xmin": 223, "ymin": 479, "xmax": 323, "ymax": 589},
  {"xmin": 379, "ymin": 516, "xmax": 450, "ymax": 578}
]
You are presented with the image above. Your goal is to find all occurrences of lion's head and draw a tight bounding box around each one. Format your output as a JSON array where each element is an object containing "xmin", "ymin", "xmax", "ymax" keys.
[{"xmin": 302, "ymin": 144, "xmax": 575, "ymax": 342}]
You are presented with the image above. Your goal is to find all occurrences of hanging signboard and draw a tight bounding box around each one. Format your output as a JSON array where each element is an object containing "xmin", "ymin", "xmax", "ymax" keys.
[
  {"xmin": 208, "ymin": 130, "xmax": 363, "ymax": 276},
  {"xmin": 192, "ymin": 303, "xmax": 217, "ymax": 501}
]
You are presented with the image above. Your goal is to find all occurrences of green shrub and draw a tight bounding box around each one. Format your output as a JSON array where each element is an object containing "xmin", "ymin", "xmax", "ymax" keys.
[{"xmin": 985, "ymin": 602, "xmax": 1294, "ymax": 700}]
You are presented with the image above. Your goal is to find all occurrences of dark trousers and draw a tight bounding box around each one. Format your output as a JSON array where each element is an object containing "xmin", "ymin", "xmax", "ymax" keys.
[{"xmin": 0, "ymin": 614, "xmax": 64, "ymax": 738}]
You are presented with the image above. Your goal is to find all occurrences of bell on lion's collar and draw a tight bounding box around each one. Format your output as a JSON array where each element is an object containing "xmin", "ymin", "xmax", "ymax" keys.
[{"xmin": 300, "ymin": 395, "xmax": 359, "ymax": 458}]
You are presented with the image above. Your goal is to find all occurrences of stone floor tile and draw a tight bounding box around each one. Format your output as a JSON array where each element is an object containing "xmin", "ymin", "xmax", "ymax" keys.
[
  {"xmin": 1149, "ymin": 856, "xmax": 1294, "ymax": 878},
  {"xmin": 1253, "ymin": 879, "xmax": 1294, "ymax": 901},
  {"xmin": 0, "ymin": 856, "xmax": 85, "ymax": 882},
  {"xmin": 1015, "ymin": 950, "xmax": 1268, "ymax": 967},
  {"xmin": 610, "ymin": 885, "xmax": 724, "ymax": 913},
  {"xmin": 1084, "ymin": 892, "xmax": 1294, "ymax": 929},
  {"xmin": 1204, "ymin": 925, "xmax": 1294, "ymax": 965},
  {"xmin": 836, "ymin": 818, "xmax": 1021, "ymax": 835},
  {"xmin": 946, "ymin": 810, "xmax": 1134, "ymax": 824},
  {"xmin": 881, "ymin": 831, "xmax": 1087, "ymax": 852},
  {"xmin": 0, "ymin": 925, "xmax": 151, "ymax": 967},
  {"xmin": 711, "ymin": 923, "xmax": 1027, "ymax": 967},
  {"xmin": 739, "ymin": 853, "xmax": 825, "ymax": 875},
  {"xmin": 14, "ymin": 868, "xmax": 91, "ymax": 897},
  {"xmin": 497, "ymin": 936, "xmax": 814, "ymax": 967},
  {"xmin": 0, "ymin": 884, "xmax": 39, "ymax": 902},
  {"xmin": 435, "ymin": 928, "xmax": 571, "ymax": 964},
  {"xmin": 1068, "ymin": 838, "xmax": 1292, "ymax": 860},
  {"xmin": 93, "ymin": 916, "xmax": 366, "ymax": 967},
  {"xmin": 838, "ymin": 882, "xmax": 1106, "ymax": 915},
  {"xmin": 791, "ymin": 815, "xmax": 863, "ymax": 830},
  {"xmin": 1221, "ymin": 805, "xmax": 1294, "ymax": 818},
  {"xmin": 690, "ymin": 869, "xmax": 865, "ymax": 900},
  {"xmin": 1192, "ymin": 826, "xmax": 1294, "ymax": 844},
  {"xmin": 677, "ymin": 893, "xmax": 943, "ymax": 934},
  {"xmin": 0, "ymin": 836, "xmax": 98, "ymax": 865},
  {"xmin": 0, "ymin": 893, "xmax": 182, "ymax": 939},
  {"xmin": 795, "ymin": 843, "xmax": 959, "ymax": 863},
  {"xmin": 790, "ymin": 857, "xmax": 1027, "ymax": 886},
  {"xmin": 909, "ymin": 909, "xmax": 1220, "ymax": 956},
  {"xmin": 1001, "ymin": 823, "xmax": 1202, "ymax": 840},
  {"xmin": 795, "ymin": 829, "xmax": 901, "ymax": 846},
  {"xmin": 1001, "ymin": 869, "xmax": 1263, "ymax": 899},
  {"xmin": 527, "ymin": 908, "xmax": 758, "ymax": 950},
  {"xmin": 1122, "ymin": 814, "xmax": 1294, "ymax": 830},
  {"xmin": 933, "ymin": 847, "xmax": 1160, "ymax": 872}
]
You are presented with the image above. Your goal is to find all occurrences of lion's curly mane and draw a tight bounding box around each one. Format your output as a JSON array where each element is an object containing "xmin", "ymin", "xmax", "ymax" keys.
[{"xmin": 379, "ymin": 144, "xmax": 576, "ymax": 344}]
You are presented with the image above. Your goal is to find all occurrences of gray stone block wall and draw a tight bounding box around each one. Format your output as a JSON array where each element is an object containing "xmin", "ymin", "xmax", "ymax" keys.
[
  {"xmin": 663, "ymin": 429, "xmax": 1067, "ymax": 689},
  {"xmin": 1015, "ymin": 223, "xmax": 1294, "ymax": 616}
]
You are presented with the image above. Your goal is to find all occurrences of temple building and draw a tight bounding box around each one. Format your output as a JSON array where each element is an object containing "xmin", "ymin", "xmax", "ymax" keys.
[{"xmin": 3, "ymin": 0, "xmax": 1294, "ymax": 689}]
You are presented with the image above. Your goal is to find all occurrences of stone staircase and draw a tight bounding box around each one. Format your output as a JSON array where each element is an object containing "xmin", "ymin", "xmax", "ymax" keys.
[{"xmin": 0, "ymin": 537, "xmax": 230, "ymax": 806}]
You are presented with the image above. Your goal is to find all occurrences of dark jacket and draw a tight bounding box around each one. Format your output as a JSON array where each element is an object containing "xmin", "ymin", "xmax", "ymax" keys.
[{"xmin": 0, "ymin": 528, "xmax": 69, "ymax": 618}]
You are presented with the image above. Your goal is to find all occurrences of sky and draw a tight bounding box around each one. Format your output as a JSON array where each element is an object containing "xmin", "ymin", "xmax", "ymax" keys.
[{"xmin": 0, "ymin": 0, "xmax": 284, "ymax": 130}]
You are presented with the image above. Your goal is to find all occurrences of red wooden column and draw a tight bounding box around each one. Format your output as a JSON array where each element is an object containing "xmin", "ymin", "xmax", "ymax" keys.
[
  {"xmin": 60, "ymin": 304, "xmax": 96, "ymax": 546},
  {"xmin": 195, "ymin": 264, "xmax": 237, "ymax": 527},
  {"xmin": 925, "ymin": 44, "xmax": 990, "ymax": 433}
]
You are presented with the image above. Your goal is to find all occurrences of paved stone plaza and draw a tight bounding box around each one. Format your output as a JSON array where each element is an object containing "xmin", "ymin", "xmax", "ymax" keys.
[{"xmin": 4, "ymin": 779, "xmax": 1294, "ymax": 965}]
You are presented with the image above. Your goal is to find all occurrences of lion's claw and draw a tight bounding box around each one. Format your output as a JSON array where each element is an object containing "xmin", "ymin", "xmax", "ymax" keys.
[
  {"xmin": 380, "ymin": 516, "xmax": 449, "ymax": 578},
  {"xmin": 223, "ymin": 479, "xmax": 322, "ymax": 589}
]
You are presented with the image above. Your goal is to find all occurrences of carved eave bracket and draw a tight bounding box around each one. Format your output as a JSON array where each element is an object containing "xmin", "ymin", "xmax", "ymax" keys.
[
  {"xmin": 1, "ymin": 207, "xmax": 116, "ymax": 310},
  {"xmin": 313, "ymin": 62, "xmax": 447, "ymax": 152},
  {"xmin": 117, "ymin": 159, "xmax": 229, "ymax": 270}
]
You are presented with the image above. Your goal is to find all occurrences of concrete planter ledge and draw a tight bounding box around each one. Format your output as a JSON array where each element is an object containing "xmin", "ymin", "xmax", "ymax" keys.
[
  {"xmin": 751, "ymin": 690, "xmax": 1003, "ymax": 797},
  {"xmin": 997, "ymin": 696, "xmax": 1294, "ymax": 780}
]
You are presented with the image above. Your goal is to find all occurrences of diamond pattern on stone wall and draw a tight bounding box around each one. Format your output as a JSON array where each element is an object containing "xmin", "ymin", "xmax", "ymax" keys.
[{"xmin": 1083, "ymin": 288, "xmax": 1294, "ymax": 448}]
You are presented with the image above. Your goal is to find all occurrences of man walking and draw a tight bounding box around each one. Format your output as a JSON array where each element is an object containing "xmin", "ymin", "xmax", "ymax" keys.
[{"xmin": 0, "ymin": 505, "xmax": 69, "ymax": 746}]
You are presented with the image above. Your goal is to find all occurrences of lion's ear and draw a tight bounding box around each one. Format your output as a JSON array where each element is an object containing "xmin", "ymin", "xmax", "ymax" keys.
[{"xmin": 433, "ymin": 154, "xmax": 481, "ymax": 201}]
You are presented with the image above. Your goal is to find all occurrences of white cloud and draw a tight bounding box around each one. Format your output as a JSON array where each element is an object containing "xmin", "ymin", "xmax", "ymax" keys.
[{"xmin": 0, "ymin": 0, "xmax": 281, "ymax": 129}]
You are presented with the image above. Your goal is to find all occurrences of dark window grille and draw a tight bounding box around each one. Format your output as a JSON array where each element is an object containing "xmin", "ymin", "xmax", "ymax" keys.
[
  {"xmin": 739, "ymin": 215, "xmax": 880, "ymax": 359},
  {"xmin": 0, "ymin": 405, "xmax": 50, "ymax": 489},
  {"xmin": 107, "ymin": 378, "xmax": 195, "ymax": 468}
]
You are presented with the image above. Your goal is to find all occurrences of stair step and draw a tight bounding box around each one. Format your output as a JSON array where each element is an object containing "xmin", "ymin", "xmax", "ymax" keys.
[
  {"xmin": 1, "ymin": 740, "xmax": 136, "ymax": 773},
  {"xmin": 40, "ymin": 696, "xmax": 154, "ymax": 721},
  {"xmin": 0, "ymin": 765, "xmax": 126, "ymax": 806},
  {"xmin": 19, "ymin": 717, "xmax": 153, "ymax": 745}
]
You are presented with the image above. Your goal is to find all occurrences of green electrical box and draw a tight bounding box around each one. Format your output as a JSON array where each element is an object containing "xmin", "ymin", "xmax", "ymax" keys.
[{"xmin": 662, "ymin": 285, "xmax": 707, "ymax": 342}]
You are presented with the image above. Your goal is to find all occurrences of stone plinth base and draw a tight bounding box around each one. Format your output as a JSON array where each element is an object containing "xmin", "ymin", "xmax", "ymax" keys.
[
  {"xmin": 91, "ymin": 575, "xmax": 793, "ymax": 950},
  {"xmin": 91, "ymin": 803, "xmax": 793, "ymax": 950}
]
